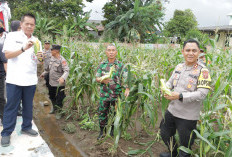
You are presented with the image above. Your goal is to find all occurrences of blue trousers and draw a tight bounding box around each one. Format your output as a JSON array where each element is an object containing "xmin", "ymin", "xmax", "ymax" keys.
[{"xmin": 1, "ymin": 83, "xmax": 36, "ymax": 136}]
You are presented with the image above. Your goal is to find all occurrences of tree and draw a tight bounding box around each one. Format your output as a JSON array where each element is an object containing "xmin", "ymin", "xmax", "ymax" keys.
[
  {"xmin": 164, "ymin": 9, "xmax": 198, "ymax": 37},
  {"xmin": 102, "ymin": 0, "xmax": 154, "ymax": 26},
  {"xmin": 7, "ymin": 0, "xmax": 93, "ymax": 28},
  {"xmin": 104, "ymin": 0, "xmax": 164, "ymax": 42},
  {"xmin": 7, "ymin": 0, "xmax": 95, "ymax": 40},
  {"xmin": 34, "ymin": 13, "xmax": 56, "ymax": 39}
]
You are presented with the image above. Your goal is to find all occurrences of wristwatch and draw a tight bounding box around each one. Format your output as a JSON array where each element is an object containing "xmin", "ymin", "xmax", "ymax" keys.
[
  {"xmin": 21, "ymin": 47, "xmax": 25, "ymax": 52},
  {"xmin": 179, "ymin": 93, "xmax": 183, "ymax": 101}
]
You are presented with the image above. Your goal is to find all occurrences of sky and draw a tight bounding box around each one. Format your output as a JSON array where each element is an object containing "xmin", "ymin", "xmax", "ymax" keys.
[{"xmin": 83, "ymin": 0, "xmax": 232, "ymax": 27}]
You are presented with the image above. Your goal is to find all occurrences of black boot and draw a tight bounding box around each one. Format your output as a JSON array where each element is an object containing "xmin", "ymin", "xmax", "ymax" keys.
[
  {"xmin": 49, "ymin": 100, "xmax": 56, "ymax": 114},
  {"xmin": 179, "ymin": 151, "xmax": 190, "ymax": 157},
  {"xmin": 49, "ymin": 106, "xmax": 54, "ymax": 114},
  {"xmin": 97, "ymin": 127, "xmax": 105, "ymax": 140},
  {"xmin": 160, "ymin": 151, "xmax": 178, "ymax": 157},
  {"xmin": 110, "ymin": 125, "xmax": 114, "ymax": 137}
]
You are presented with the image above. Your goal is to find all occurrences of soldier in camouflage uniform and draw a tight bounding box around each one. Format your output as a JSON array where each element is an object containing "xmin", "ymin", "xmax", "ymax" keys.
[
  {"xmin": 96, "ymin": 44, "xmax": 129, "ymax": 140},
  {"xmin": 160, "ymin": 39, "xmax": 211, "ymax": 157}
]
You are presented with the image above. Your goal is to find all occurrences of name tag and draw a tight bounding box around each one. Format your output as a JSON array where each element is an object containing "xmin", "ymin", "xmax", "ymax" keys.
[
  {"xmin": 189, "ymin": 74, "xmax": 198, "ymax": 79},
  {"xmin": 16, "ymin": 41, "xmax": 23, "ymax": 44}
]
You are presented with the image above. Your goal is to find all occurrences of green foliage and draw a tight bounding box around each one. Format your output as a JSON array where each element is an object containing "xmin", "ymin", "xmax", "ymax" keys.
[
  {"xmin": 34, "ymin": 13, "xmax": 55, "ymax": 39},
  {"xmin": 102, "ymin": 0, "xmax": 134, "ymax": 26},
  {"xmin": 63, "ymin": 122, "xmax": 76, "ymax": 134},
  {"xmin": 104, "ymin": 0, "xmax": 164, "ymax": 42},
  {"xmin": 53, "ymin": 12, "xmax": 96, "ymax": 42},
  {"xmin": 185, "ymin": 29, "xmax": 203, "ymax": 41},
  {"xmin": 8, "ymin": 0, "xmax": 93, "ymax": 31},
  {"xmin": 102, "ymin": 0, "xmax": 155, "ymax": 26},
  {"xmin": 51, "ymin": 34, "xmax": 231, "ymax": 155},
  {"xmin": 164, "ymin": 9, "xmax": 198, "ymax": 37},
  {"xmin": 185, "ymin": 29, "xmax": 211, "ymax": 47},
  {"xmin": 79, "ymin": 113, "xmax": 98, "ymax": 131}
]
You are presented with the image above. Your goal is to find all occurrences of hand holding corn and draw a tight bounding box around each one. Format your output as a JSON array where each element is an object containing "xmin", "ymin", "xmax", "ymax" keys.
[
  {"xmin": 99, "ymin": 65, "xmax": 115, "ymax": 83},
  {"xmin": 164, "ymin": 92, "xmax": 180, "ymax": 100},
  {"xmin": 23, "ymin": 40, "xmax": 34, "ymax": 51}
]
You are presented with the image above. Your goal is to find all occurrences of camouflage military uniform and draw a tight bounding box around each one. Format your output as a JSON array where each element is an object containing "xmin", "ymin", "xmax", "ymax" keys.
[
  {"xmin": 160, "ymin": 62, "xmax": 211, "ymax": 155},
  {"xmin": 96, "ymin": 59, "xmax": 128, "ymax": 127}
]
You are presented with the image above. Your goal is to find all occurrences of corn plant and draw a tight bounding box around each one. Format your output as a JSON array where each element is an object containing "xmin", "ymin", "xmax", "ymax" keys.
[{"xmin": 50, "ymin": 36, "xmax": 232, "ymax": 156}]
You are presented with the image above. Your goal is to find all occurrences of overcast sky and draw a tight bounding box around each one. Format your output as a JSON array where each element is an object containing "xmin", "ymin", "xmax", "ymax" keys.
[{"xmin": 83, "ymin": 0, "xmax": 232, "ymax": 27}]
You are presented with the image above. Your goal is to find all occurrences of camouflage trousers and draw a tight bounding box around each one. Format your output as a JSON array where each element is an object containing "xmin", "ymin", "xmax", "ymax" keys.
[{"xmin": 98, "ymin": 100, "xmax": 116, "ymax": 127}]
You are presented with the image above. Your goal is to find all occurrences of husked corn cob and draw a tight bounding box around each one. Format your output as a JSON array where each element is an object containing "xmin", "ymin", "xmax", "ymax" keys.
[
  {"xmin": 34, "ymin": 39, "xmax": 40, "ymax": 54},
  {"xmin": 160, "ymin": 79, "xmax": 172, "ymax": 96},
  {"xmin": 100, "ymin": 65, "xmax": 115, "ymax": 82},
  {"xmin": 34, "ymin": 39, "xmax": 43, "ymax": 62}
]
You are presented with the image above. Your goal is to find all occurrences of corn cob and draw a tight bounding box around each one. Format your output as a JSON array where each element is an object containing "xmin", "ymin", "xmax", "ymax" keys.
[
  {"xmin": 100, "ymin": 65, "xmax": 115, "ymax": 82},
  {"xmin": 160, "ymin": 79, "xmax": 172, "ymax": 96},
  {"xmin": 34, "ymin": 39, "xmax": 43, "ymax": 62}
]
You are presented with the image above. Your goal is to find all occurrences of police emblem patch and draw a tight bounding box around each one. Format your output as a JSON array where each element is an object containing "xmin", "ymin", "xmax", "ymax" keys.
[
  {"xmin": 197, "ymin": 68, "xmax": 211, "ymax": 89},
  {"xmin": 202, "ymin": 70, "xmax": 209, "ymax": 79}
]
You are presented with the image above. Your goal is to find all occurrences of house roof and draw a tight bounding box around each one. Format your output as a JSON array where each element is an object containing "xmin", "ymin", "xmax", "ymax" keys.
[
  {"xmin": 86, "ymin": 20, "xmax": 105, "ymax": 31},
  {"xmin": 87, "ymin": 20, "xmax": 103, "ymax": 24},
  {"xmin": 96, "ymin": 25, "xmax": 104, "ymax": 31},
  {"xmin": 86, "ymin": 25, "xmax": 104, "ymax": 31},
  {"xmin": 198, "ymin": 25, "xmax": 232, "ymax": 32}
]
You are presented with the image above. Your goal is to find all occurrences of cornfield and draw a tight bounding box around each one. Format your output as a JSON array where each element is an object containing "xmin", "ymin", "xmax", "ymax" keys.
[{"xmin": 56, "ymin": 37, "xmax": 232, "ymax": 156}]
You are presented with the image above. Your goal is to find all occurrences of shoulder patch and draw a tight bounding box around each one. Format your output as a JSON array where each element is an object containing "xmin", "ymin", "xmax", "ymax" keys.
[
  {"xmin": 197, "ymin": 68, "xmax": 211, "ymax": 89},
  {"xmin": 176, "ymin": 63, "xmax": 184, "ymax": 71}
]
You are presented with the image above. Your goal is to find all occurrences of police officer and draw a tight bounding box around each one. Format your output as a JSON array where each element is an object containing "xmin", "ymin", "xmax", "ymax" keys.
[
  {"xmin": 160, "ymin": 39, "xmax": 211, "ymax": 157},
  {"xmin": 42, "ymin": 40, "xmax": 52, "ymax": 106},
  {"xmin": 95, "ymin": 44, "xmax": 130, "ymax": 140},
  {"xmin": 40, "ymin": 45, "xmax": 69, "ymax": 114}
]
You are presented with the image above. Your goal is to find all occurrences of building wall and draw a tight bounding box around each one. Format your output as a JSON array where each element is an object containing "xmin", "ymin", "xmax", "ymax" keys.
[
  {"xmin": 218, "ymin": 32, "xmax": 226, "ymax": 48},
  {"xmin": 200, "ymin": 30, "xmax": 232, "ymax": 48}
]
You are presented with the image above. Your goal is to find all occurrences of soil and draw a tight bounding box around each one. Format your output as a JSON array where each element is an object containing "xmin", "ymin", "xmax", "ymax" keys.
[{"xmin": 33, "ymin": 78, "xmax": 167, "ymax": 157}]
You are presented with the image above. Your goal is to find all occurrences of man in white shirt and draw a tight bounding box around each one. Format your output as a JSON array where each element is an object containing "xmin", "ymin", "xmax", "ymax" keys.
[{"xmin": 1, "ymin": 13, "xmax": 43, "ymax": 147}]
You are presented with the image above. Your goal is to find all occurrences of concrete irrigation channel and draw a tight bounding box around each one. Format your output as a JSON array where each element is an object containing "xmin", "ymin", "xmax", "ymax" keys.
[
  {"xmin": 0, "ymin": 80, "xmax": 88, "ymax": 157},
  {"xmin": 33, "ymin": 81, "xmax": 88, "ymax": 157}
]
